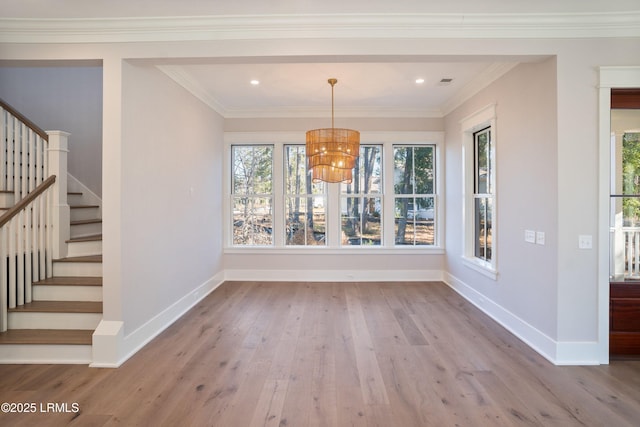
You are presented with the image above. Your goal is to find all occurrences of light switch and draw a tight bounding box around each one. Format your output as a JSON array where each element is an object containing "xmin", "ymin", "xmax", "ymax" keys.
[
  {"xmin": 536, "ymin": 231, "xmax": 545, "ymax": 245},
  {"xmin": 578, "ymin": 235, "xmax": 592, "ymax": 249},
  {"xmin": 525, "ymin": 230, "xmax": 536, "ymax": 243}
]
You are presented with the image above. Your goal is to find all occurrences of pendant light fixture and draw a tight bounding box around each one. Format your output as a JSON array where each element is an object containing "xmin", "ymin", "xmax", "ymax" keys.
[{"xmin": 306, "ymin": 78, "xmax": 360, "ymax": 184}]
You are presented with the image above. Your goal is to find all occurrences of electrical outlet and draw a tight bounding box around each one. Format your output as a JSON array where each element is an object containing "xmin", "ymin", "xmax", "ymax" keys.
[
  {"xmin": 578, "ymin": 234, "xmax": 593, "ymax": 249},
  {"xmin": 536, "ymin": 231, "xmax": 545, "ymax": 245},
  {"xmin": 525, "ymin": 230, "xmax": 536, "ymax": 243}
]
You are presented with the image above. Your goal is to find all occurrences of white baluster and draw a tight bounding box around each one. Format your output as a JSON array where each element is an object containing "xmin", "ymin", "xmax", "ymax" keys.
[
  {"xmin": 8, "ymin": 218, "xmax": 16, "ymax": 309},
  {"xmin": 17, "ymin": 211, "xmax": 24, "ymax": 306},
  {"xmin": 25, "ymin": 205, "xmax": 32, "ymax": 304},
  {"xmin": 0, "ymin": 108, "xmax": 6, "ymax": 191},
  {"xmin": 627, "ymin": 230, "xmax": 632, "ymax": 277},
  {"xmin": 46, "ymin": 188, "xmax": 53, "ymax": 277},
  {"xmin": 0, "ymin": 228, "xmax": 6, "ymax": 332},
  {"xmin": 635, "ymin": 231, "xmax": 640, "ymax": 277},
  {"xmin": 36, "ymin": 134, "xmax": 43, "ymax": 186},
  {"xmin": 39, "ymin": 193, "xmax": 46, "ymax": 278},
  {"xmin": 32, "ymin": 198, "xmax": 40, "ymax": 282},
  {"xmin": 21, "ymin": 123, "xmax": 28, "ymax": 199},
  {"xmin": 6, "ymin": 115, "xmax": 14, "ymax": 193}
]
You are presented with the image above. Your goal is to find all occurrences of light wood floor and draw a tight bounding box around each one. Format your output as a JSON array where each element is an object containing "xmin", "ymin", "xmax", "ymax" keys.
[{"xmin": 1, "ymin": 281, "xmax": 640, "ymax": 426}]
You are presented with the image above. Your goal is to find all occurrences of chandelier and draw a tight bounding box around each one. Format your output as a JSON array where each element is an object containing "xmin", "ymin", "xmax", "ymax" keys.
[{"xmin": 306, "ymin": 78, "xmax": 360, "ymax": 184}]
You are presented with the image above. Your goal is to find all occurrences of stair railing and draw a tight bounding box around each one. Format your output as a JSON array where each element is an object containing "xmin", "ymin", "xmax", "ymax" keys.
[
  {"xmin": 0, "ymin": 176, "xmax": 56, "ymax": 331},
  {"xmin": 0, "ymin": 98, "xmax": 70, "ymax": 332}
]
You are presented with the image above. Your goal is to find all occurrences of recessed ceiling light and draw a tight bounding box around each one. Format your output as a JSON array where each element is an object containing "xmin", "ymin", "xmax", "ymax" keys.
[
  {"xmin": 250, "ymin": 79, "xmax": 260, "ymax": 86},
  {"xmin": 415, "ymin": 78, "xmax": 425, "ymax": 84}
]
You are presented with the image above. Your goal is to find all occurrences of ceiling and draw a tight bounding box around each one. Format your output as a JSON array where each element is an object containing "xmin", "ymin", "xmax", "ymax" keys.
[
  {"xmin": 156, "ymin": 59, "xmax": 522, "ymax": 118},
  {"xmin": 2, "ymin": 0, "xmax": 635, "ymax": 119}
]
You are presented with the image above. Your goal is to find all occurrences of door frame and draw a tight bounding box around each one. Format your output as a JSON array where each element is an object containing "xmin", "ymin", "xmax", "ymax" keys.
[{"xmin": 598, "ymin": 66, "xmax": 640, "ymax": 363}]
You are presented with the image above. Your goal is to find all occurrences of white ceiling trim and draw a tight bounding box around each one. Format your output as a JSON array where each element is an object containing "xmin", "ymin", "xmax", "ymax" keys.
[
  {"xmin": 440, "ymin": 62, "xmax": 519, "ymax": 116},
  {"xmin": 156, "ymin": 65, "xmax": 227, "ymax": 116},
  {"xmin": 1, "ymin": 12, "xmax": 639, "ymax": 44}
]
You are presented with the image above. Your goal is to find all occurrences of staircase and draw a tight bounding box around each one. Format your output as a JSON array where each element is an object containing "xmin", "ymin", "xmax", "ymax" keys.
[{"xmin": 0, "ymin": 187, "xmax": 102, "ymax": 363}]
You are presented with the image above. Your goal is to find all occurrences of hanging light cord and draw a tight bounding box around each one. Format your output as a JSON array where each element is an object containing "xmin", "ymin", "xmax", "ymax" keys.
[{"xmin": 328, "ymin": 78, "xmax": 337, "ymax": 129}]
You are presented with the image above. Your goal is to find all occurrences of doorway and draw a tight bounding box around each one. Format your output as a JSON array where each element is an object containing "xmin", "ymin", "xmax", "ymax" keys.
[
  {"xmin": 600, "ymin": 67, "xmax": 640, "ymax": 362},
  {"xmin": 609, "ymin": 90, "xmax": 640, "ymax": 357}
]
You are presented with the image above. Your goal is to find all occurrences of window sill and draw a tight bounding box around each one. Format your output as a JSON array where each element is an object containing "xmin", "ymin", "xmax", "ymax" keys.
[
  {"xmin": 462, "ymin": 256, "xmax": 498, "ymax": 280},
  {"xmin": 224, "ymin": 246, "xmax": 445, "ymax": 255}
]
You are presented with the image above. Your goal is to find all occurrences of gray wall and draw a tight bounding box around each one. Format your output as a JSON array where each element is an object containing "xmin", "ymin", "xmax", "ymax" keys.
[{"xmin": 0, "ymin": 65, "xmax": 103, "ymax": 197}]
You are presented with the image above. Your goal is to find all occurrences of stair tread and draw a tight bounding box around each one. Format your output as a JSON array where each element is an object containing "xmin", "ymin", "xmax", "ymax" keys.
[
  {"xmin": 8, "ymin": 300, "xmax": 102, "ymax": 313},
  {"xmin": 70, "ymin": 218, "xmax": 102, "ymax": 225},
  {"xmin": 67, "ymin": 234, "xmax": 102, "ymax": 243},
  {"xmin": 67, "ymin": 191, "xmax": 83, "ymax": 195},
  {"xmin": 54, "ymin": 255, "xmax": 102, "ymax": 263},
  {"xmin": 0, "ymin": 329, "xmax": 93, "ymax": 345},
  {"xmin": 70, "ymin": 205, "xmax": 100, "ymax": 209},
  {"xmin": 34, "ymin": 276, "xmax": 102, "ymax": 286}
]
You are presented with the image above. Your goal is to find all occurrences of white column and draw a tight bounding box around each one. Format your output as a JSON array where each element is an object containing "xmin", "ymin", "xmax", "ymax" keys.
[{"xmin": 46, "ymin": 130, "xmax": 70, "ymax": 260}]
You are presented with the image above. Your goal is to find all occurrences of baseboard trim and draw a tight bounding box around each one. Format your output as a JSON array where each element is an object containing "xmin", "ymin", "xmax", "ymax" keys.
[
  {"xmin": 224, "ymin": 269, "xmax": 444, "ymax": 282},
  {"xmin": 91, "ymin": 272, "xmax": 224, "ymax": 368},
  {"xmin": 443, "ymin": 272, "xmax": 601, "ymax": 366},
  {"xmin": 0, "ymin": 344, "xmax": 92, "ymax": 364},
  {"xmin": 89, "ymin": 269, "xmax": 602, "ymax": 367}
]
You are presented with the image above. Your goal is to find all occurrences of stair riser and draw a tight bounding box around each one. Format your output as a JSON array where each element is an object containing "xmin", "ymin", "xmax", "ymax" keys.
[
  {"xmin": 0, "ymin": 344, "xmax": 92, "ymax": 364},
  {"xmin": 8, "ymin": 312, "xmax": 101, "ymax": 330},
  {"xmin": 53, "ymin": 262, "xmax": 102, "ymax": 277},
  {"xmin": 70, "ymin": 222, "xmax": 102, "ymax": 239},
  {"xmin": 33, "ymin": 285, "xmax": 102, "ymax": 302},
  {"xmin": 67, "ymin": 194, "xmax": 84, "ymax": 205},
  {"xmin": 67, "ymin": 240, "xmax": 102, "ymax": 257},
  {"xmin": 70, "ymin": 207, "xmax": 100, "ymax": 222}
]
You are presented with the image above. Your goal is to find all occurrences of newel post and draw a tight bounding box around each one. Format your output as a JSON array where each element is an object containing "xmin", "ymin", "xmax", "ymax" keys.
[{"xmin": 46, "ymin": 131, "xmax": 70, "ymax": 260}]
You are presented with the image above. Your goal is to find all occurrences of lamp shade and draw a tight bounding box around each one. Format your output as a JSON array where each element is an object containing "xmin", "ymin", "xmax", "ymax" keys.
[
  {"xmin": 305, "ymin": 78, "xmax": 360, "ymax": 183},
  {"xmin": 306, "ymin": 127, "xmax": 360, "ymax": 183}
]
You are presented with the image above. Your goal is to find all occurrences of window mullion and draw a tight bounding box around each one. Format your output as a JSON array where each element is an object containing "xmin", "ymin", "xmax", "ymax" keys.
[
  {"xmin": 273, "ymin": 142, "xmax": 284, "ymax": 246},
  {"xmin": 328, "ymin": 183, "xmax": 340, "ymax": 248},
  {"xmin": 383, "ymin": 143, "xmax": 395, "ymax": 247}
]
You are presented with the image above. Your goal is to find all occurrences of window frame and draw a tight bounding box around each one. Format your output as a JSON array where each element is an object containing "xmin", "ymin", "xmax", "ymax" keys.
[
  {"xmin": 230, "ymin": 144, "xmax": 275, "ymax": 247},
  {"xmin": 461, "ymin": 104, "xmax": 497, "ymax": 279},
  {"xmin": 392, "ymin": 144, "xmax": 437, "ymax": 247},
  {"xmin": 224, "ymin": 131, "xmax": 444, "ymax": 254}
]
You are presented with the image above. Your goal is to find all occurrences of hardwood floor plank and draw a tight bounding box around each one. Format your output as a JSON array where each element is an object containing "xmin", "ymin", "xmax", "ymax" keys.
[
  {"xmin": 1, "ymin": 281, "xmax": 639, "ymax": 426},
  {"xmin": 249, "ymin": 379, "xmax": 289, "ymax": 427},
  {"xmin": 345, "ymin": 285, "xmax": 390, "ymax": 406}
]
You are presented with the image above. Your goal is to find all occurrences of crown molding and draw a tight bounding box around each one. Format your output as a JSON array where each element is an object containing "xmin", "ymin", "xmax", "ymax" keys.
[
  {"xmin": 441, "ymin": 62, "xmax": 519, "ymax": 116},
  {"xmin": 156, "ymin": 65, "xmax": 227, "ymax": 116},
  {"xmin": 1, "ymin": 12, "xmax": 639, "ymax": 44}
]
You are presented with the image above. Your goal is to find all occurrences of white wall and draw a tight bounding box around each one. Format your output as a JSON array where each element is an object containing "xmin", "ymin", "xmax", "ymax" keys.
[
  {"xmin": 0, "ymin": 65, "xmax": 103, "ymax": 196},
  {"xmin": 119, "ymin": 61, "xmax": 224, "ymax": 336},
  {"xmin": 0, "ymin": 33, "xmax": 638, "ymax": 365},
  {"xmin": 444, "ymin": 58, "xmax": 560, "ymax": 356}
]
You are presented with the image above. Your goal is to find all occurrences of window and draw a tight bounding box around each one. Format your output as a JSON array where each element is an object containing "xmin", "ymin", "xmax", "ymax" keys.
[
  {"xmin": 231, "ymin": 145, "xmax": 273, "ymax": 246},
  {"xmin": 394, "ymin": 145, "xmax": 435, "ymax": 246},
  {"xmin": 341, "ymin": 145, "xmax": 383, "ymax": 245},
  {"xmin": 226, "ymin": 133, "xmax": 442, "ymax": 251},
  {"xmin": 474, "ymin": 127, "xmax": 492, "ymax": 261},
  {"xmin": 284, "ymin": 145, "xmax": 327, "ymax": 246},
  {"xmin": 461, "ymin": 104, "xmax": 497, "ymax": 278}
]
